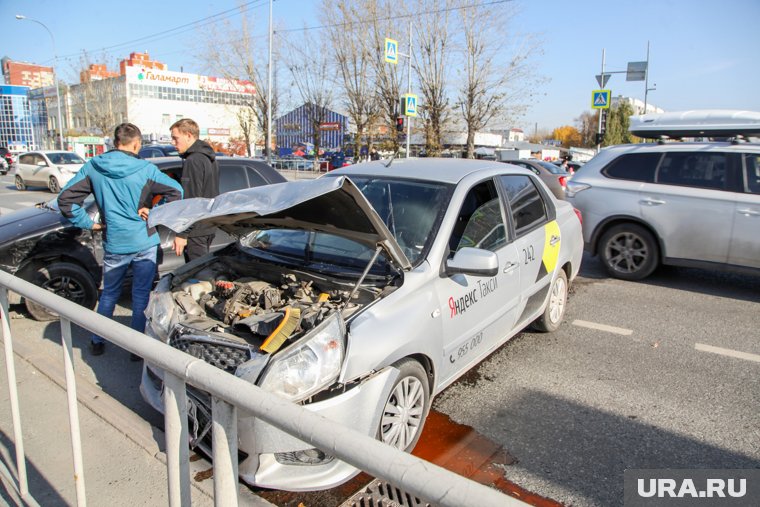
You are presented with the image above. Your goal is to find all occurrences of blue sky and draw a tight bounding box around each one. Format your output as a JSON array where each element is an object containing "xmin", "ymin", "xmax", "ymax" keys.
[{"xmin": 2, "ymin": 0, "xmax": 758, "ymax": 133}]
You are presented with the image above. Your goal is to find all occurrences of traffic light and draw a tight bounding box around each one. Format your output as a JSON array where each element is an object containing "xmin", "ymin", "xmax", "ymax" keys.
[
  {"xmin": 396, "ymin": 116, "xmax": 405, "ymax": 132},
  {"xmin": 595, "ymin": 132, "xmax": 605, "ymax": 145}
]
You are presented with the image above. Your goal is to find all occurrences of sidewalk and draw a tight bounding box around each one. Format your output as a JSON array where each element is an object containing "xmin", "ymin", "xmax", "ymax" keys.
[{"xmin": 0, "ymin": 305, "xmax": 272, "ymax": 507}]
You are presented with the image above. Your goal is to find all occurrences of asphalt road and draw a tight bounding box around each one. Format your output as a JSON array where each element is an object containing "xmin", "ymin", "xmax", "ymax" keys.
[{"xmin": 0, "ymin": 170, "xmax": 758, "ymax": 506}]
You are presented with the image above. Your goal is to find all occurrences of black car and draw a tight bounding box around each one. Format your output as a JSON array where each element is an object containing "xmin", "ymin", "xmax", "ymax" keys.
[
  {"xmin": 0, "ymin": 157, "xmax": 286, "ymax": 320},
  {"xmin": 138, "ymin": 144, "xmax": 179, "ymax": 158}
]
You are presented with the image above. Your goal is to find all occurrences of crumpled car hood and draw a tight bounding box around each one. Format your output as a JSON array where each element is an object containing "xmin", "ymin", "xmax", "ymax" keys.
[{"xmin": 148, "ymin": 175, "xmax": 411, "ymax": 270}]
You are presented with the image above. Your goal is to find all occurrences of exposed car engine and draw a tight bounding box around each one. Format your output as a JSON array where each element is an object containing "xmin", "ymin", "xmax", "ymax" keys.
[{"xmin": 166, "ymin": 255, "xmax": 377, "ymax": 355}]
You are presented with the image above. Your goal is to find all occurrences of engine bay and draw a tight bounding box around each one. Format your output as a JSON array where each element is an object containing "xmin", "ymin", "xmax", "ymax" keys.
[{"xmin": 167, "ymin": 255, "xmax": 381, "ymax": 353}]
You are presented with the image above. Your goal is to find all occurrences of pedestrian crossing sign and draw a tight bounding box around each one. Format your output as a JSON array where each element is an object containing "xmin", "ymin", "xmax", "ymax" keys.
[
  {"xmin": 592, "ymin": 89, "xmax": 611, "ymax": 109},
  {"xmin": 385, "ymin": 38, "xmax": 398, "ymax": 64},
  {"xmin": 403, "ymin": 94, "xmax": 418, "ymax": 116}
]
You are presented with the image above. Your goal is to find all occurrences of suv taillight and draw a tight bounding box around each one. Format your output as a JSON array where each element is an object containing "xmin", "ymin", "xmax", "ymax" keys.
[{"xmin": 558, "ymin": 176, "xmax": 568, "ymax": 188}]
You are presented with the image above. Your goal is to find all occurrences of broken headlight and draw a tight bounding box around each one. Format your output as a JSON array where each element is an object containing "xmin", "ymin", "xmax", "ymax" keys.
[
  {"xmin": 146, "ymin": 275, "xmax": 177, "ymax": 340},
  {"xmin": 258, "ymin": 313, "xmax": 345, "ymax": 402}
]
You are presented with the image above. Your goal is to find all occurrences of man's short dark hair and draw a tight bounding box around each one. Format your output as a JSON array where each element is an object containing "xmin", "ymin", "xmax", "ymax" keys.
[
  {"xmin": 113, "ymin": 123, "xmax": 142, "ymax": 148},
  {"xmin": 170, "ymin": 118, "xmax": 199, "ymax": 139}
]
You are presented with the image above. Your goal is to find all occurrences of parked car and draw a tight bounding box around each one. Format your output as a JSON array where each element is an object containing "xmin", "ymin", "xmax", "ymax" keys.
[
  {"xmin": 566, "ymin": 142, "xmax": 760, "ymax": 280},
  {"xmin": 15, "ymin": 151, "xmax": 86, "ymax": 193},
  {"xmin": 0, "ymin": 147, "xmax": 14, "ymax": 175},
  {"xmin": 138, "ymin": 144, "xmax": 179, "ymax": 159},
  {"xmin": 140, "ymin": 158, "xmax": 584, "ymax": 491},
  {"xmin": 504, "ymin": 158, "xmax": 570, "ymax": 199},
  {"xmin": 0, "ymin": 157, "xmax": 286, "ymax": 320}
]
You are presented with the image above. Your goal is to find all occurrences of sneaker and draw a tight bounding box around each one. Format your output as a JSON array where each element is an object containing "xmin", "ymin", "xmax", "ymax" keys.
[
  {"xmin": 90, "ymin": 342, "xmax": 105, "ymax": 356},
  {"xmin": 129, "ymin": 353, "xmax": 142, "ymax": 362}
]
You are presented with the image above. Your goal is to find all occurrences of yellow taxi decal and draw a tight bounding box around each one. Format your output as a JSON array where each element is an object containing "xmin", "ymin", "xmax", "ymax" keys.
[{"xmin": 542, "ymin": 220, "xmax": 561, "ymax": 274}]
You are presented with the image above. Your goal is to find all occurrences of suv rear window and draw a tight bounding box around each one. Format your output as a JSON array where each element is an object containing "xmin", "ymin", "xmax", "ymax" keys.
[{"xmin": 603, "ymin": 152, "xmax": 661, "ymax": 182}]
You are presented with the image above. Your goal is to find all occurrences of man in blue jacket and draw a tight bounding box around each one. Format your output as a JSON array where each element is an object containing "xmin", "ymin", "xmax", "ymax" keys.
[{"xmin": 59, "ymin": 123, "xmax": 183, "ymax": 358}]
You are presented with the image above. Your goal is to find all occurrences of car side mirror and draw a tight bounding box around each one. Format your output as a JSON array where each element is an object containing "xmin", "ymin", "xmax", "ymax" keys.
[{"xmin": 445, "ymin": 247, "xmax": 499, "ymax": 277}]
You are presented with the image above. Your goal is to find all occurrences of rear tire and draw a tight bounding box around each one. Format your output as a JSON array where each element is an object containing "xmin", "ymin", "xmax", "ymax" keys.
[
  {"xmin": 532, "ymin": 269, "xmax": 568, "ymax": 332},
  {"xmin": 48, "ymin": 176, "xmax": 60, "ymax": 193},
  {"xmin": 24, "ymin": 262, "xmax": 99, "ymax": 321},
  {"xmin": 15, "ymin": 175, "xmax": 26, "ymax": 191},
  {"xmin": 599, "ymin": 223, "xmax": 658, "ymax": 280}
]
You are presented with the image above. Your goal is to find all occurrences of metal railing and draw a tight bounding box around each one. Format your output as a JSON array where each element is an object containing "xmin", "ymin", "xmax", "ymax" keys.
[{"xmin": 0, "ymin": 270, "xmax": 525, "ymax": 507}]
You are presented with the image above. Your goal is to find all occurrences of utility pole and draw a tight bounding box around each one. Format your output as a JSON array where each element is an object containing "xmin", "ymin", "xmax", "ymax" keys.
[{"xmin": 267, "ymin": 0, "xmax": 273, "ymax": 164}]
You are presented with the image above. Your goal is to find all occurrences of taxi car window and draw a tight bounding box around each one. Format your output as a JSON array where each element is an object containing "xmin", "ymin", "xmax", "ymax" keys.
[
  {"xmin": 219, "ymin": 165, "xmax": 248, "ymax": 194},
  {"xmin": 48, "ymin": 153, "xmax": 85, "ymax": 164},
  {"xmin": 449, "ymin": 180, "xmax": 506, "ymax": 255},
  {"xmin": 657, "ymin": 152, "xmax": 727, "ymax": 190},
  {"xmin": 603, "ymin": 152, "xmax": 660, "ymax": 182},
  {"xmin": 19, "ymin": 154, "xmax": 33, "ymax": 165},
  {"xmin": 744, "ymin": 154, "xmax": 760, "ymax": 194},
  {"xmin": 351, "ymin": 176, "xmax": 450, "ymax": 265},
  {"xmin": 499, "ymin": 175, "xmax": 548, "ymax": 237}
]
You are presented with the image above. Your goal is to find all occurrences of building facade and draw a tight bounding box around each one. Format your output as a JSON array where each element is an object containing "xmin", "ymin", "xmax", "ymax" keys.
[
  {"xmin": 2, "ymin": 58, "xmax": 55, "ymax": 89},
  {"xmin": 275, "ymin": 104, "xmax": 349, "ymax": 154},
  {"xmin": 0, "ymin": 85, "xmax": 36, "ymax": 152},
  {"xmin": 612, "ymin": 95, "xmax": 664, "ymax": 115}
]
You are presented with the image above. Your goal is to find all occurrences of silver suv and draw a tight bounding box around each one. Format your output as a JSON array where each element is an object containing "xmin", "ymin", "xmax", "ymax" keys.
[{"xmin": 566, "ymin": 142, "xmax": 760, "ymax": 279}]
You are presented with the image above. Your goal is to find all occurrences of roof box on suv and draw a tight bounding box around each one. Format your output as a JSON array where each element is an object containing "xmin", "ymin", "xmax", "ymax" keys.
[{"xmin": 629, "ymin": 109, "xmax": 760, "ymax": 138}]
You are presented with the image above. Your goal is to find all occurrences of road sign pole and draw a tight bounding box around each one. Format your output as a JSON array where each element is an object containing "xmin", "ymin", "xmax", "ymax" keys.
[
  {"xmin": 406, "ymin": 20, "xmax": 412, "ymax": 159},
  {"xmin": 597, "ymin": 48, "xmax": 605, "ymax": 151}
]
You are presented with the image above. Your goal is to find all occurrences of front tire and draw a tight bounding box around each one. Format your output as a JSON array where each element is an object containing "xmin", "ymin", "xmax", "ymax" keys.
[
  {"xmin": 48, "ymin": 176, "xmax": 60, "ymax": 193},
  {"xmin": 599, "ymin": 223, "xmax": 659, "ymax": 280},
  {"xmin": 24, "ymin": 262, "xmax": 99, "ymax": 321},
  {"xmin": 15, "ymin": 175, "xmax": 26, "ymax": 191},
  {"xmin": 378, "ymin": 359, "xmax": 430, "ymax": 452},
  {"xmin": 532, "ymin": 269, "xmax": 568, "ymax": 332}
]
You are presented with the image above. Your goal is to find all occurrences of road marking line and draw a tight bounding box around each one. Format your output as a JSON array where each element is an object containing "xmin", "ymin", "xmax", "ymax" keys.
[
  {"xmin": 572, "ymin": 319, "xmax": 633, "ymax": 336},
  {"xmin": 695, "ymin": 343, "xmax": 760, "ymax": 364}
]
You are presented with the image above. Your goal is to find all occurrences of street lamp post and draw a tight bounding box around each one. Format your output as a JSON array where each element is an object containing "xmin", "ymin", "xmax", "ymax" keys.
[{"xmin": 16, "ymin": 15, "xmax": 65, "ymax": 150}]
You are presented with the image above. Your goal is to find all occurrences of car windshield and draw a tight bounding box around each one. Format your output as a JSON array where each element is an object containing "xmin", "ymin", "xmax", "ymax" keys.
[
  {"xmin": 238, "ymin": 176, "xmax": 451, "ymax": 270},
  {"xmin": 47, "ymin": 153, "xmax": 85, "ymax": 165}
]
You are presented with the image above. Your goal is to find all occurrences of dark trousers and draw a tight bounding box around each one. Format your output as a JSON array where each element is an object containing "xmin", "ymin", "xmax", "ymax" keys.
[{"xmin": 183, "ymin": 234, "xmax": 214, "ymax": 262}]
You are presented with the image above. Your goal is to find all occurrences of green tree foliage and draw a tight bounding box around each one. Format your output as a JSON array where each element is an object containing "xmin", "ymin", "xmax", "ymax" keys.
[{"xmin": 601, "ymin": 101, "xmax": 635, "ymax": 146}]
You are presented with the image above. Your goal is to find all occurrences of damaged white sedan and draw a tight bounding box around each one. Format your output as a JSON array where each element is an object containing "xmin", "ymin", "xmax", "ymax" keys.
[{"xmin": 140, "ymin": 158, "xmax": 584, "ymax": 491}]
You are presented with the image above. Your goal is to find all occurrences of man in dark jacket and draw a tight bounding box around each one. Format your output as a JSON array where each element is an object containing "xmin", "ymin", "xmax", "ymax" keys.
[
  {"xmin": 169, "ymin": 118, "xmax": 220, "ymax": 261},
  {"xmin": 59, "ymin": 123, "xmax": 183, "ymax": 357}
]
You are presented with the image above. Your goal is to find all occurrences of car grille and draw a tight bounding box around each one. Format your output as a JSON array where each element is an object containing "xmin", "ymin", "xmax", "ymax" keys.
[{"xmin": 169, "ymin": 334, "xmax": 250, "ymax": 373}]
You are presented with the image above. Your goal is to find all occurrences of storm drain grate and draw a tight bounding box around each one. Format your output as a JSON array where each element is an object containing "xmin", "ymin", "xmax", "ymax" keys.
[{"xmin": 340, "ymin": 478, "xmax": 434, "ymax": 507}]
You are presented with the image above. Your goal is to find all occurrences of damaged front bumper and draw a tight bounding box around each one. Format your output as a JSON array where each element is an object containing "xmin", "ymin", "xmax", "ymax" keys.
[{"xmin": 140, "ymin": 362, "xmax": 399, "ymax": 491}]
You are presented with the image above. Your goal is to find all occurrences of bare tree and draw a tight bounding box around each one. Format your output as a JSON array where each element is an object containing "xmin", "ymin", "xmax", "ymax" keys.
[
  {"xmin": 412, "ymin": 0, "xmax": 453, "ymax": 157},
  {"xmin": 455, "ymin": 3, "xmax": 543, "ymax": 158},
  {"xmin": 323, "ymin": 0, "xmax": 381, "ymax": 159},
  {"xmin": 575, "ymin": 110, "xmax": 599, "ymax": 147},
  {"xmin": 70, "ymin": 52, "xmax": 123, "ymax": 136},
  {"xmin": 282, "ymin": 30, "xmax": 334, "ymax": 168},
  {"xmin": 204, "ymin": 10, "xmax": 278, "ymax": 158}
]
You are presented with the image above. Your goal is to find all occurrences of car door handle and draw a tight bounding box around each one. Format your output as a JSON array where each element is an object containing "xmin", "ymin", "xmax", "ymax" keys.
[
  {"xmin": 737, "ymin": 208, "xmax": 760, "ymax": 217},
  {"xmin": 549, "ymin": 235, "xmax": 560, "ymax": 246},
  {"xmin": 640, "ymin": 198, "xmax": 666, "ymax": 206},
  {"xmin": 503, "ymin": 261, "xmax": 519, "ymax": 273}
]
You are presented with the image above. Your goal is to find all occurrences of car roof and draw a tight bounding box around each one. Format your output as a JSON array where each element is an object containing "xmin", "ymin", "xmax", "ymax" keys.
[
  {"xmin": 602, "ymin": 141, "xmax": 760, "ymax": 155},
  {"xmin": 329, "ymin": 157, "xmax": 517, "ymax": 184}
]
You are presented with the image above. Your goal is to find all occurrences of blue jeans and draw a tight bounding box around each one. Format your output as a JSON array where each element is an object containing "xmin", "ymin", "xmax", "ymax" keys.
[{"xmin": 92, "ymin": 245, "xmax": 158, "ymax": 345}]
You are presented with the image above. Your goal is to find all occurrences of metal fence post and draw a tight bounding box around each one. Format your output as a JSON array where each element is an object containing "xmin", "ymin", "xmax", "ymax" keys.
[
  {"xmin": 0, "ymin": 288, "xmax": 29, "ymax": 499},
  {"xmin": 59, "ymin": 317, "xmax": 87, "ymax": 506},
  {"xmin": 163, "ymin": 372, "xmax": 190, "ymax": 507},
  {"xmin": 211, "ymin": 396, "xmax": 238, "ymax": 507}
]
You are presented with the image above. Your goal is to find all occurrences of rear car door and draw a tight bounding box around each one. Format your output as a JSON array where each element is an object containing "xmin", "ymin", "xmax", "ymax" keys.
[
  {"xmin": 436, "ymin": 178, "xmax": 521, "ymax": 385},
  {"xmin": 728, "ymin": 153, "xmax": 760, "ymax": 268},
  {"xmin": 498, "ymin": 174, "xmax": 557, "ymax": 324},
  {"xmin": 641, "ymin": 151, "xmax": 734, "ymax": 264}
]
